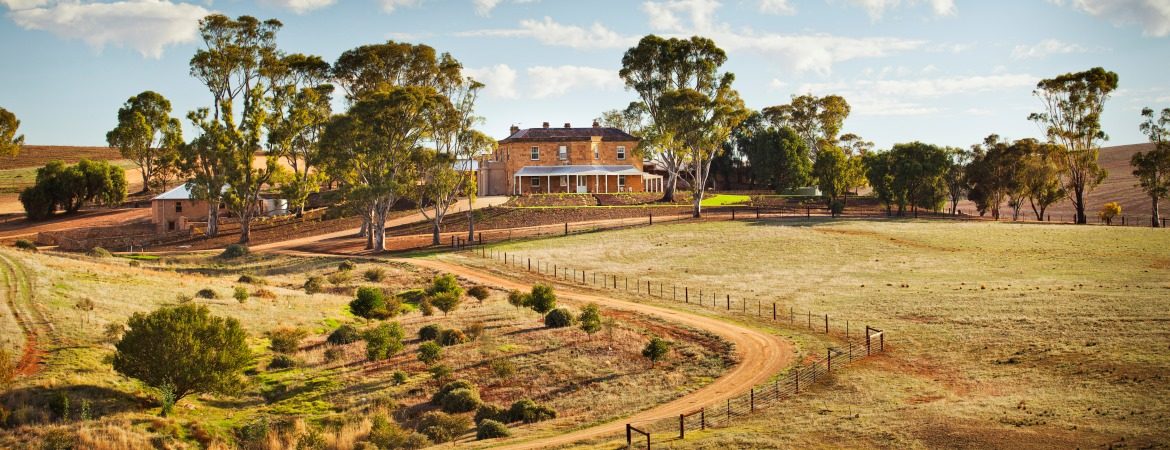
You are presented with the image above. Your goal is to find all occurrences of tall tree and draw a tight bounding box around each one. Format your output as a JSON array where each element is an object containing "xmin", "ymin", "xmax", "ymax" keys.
[
  {"xmin": 763, "ymin": 94, "xmax": 851, "ymax": 161},
  {"xmin": 1017, "ymin": 139, "xmax": 1065, "ymax": 221},
  {"xmin": 1133, "ymin": 107, "xmax": 1170, "ymax": 227},
  {"xmin": 966, "ymin": 135, "xmax": 1023, "ymax": 220},
  {"xmin": 872, "ymin": 142, "xmax": 950, "ymax": 217},
  {"xmin": 943, "ymin": 147, "xmax": 971, "ymax": 215},
  {"xmin": 813, "ymin": 144, "xmax": 849, "ymax": 207},
  {"xmin": 863, "ymin": 151, "xmax": 897, "ymax": 215},
  {"xmin": 620, "ymin": 35, "xmax": 730, "ymax": 203},
  {"xmin": 265, "ymin": 53, "xmax": 333, "ymax": 217},
  {"xmin": 1, "ymin": 106, "xmax": 25, "ymax": 157},
  {"xmin": 1028, "ymin": 67, "xmax": 1118, "ymax": 224},
  {"xmin": 734, "ymin": 113, "xmax": 810, "ymax": 192},
  {"xmin": 106, "ymin": 91, "xmax": 184, "ymax": 193},
  {"xmin": 427, "ymin": 75, "xmax": 492, "ymax": 246}
]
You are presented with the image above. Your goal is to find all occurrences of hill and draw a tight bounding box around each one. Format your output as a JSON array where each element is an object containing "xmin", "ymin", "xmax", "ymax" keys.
[{"xmin": 0, "ymin": 146, "xmax": 122, "ymax": 171}]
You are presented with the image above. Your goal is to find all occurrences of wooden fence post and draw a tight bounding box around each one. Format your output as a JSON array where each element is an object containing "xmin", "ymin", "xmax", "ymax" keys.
[
  {"xmin": 827, "ymin": 348, "xmax": 832, "ymax": 372},
  {"xmin": 756, "ymin": 207, "xmax": 760, "ymax": 219},
  {"xmin": 794, "ymin": 367, "xmax": 799, "ymax": 393},
  {"xmin": 726, "ymin": 294, "xmax": 730, "ymax": 310},
  {"xmin": 866, "ymin": 326, "xmax": 872, "ymax": 355},
  {"xmin": 824, "ymin": 314, "xmax": 829, "ymax": 333},
  {"xmin": 772, "ymin": 303, "xmax": 777, "ymax": 320},
  {"xmin": 679, "ymin": 414, "xmax": 685, "ymax": 439},
  {"xmin": 727, "ymin": 398, "xmax": 731, "ymax": 422},
  {"xmin": 626, "ymin": 424, "xmax": 631, "ymax": 449},
  {"xmin": 650, "ymin": 213, "xmax": 653, "ymax": 225},
  {"xmin": 701, "ymin": 407, "xmax": 706, "ymax": 430},
  {"xmin": 527, "ymin": 258, "xmax": 531, "ymax": 271},
  {"xmin": 808, "ymin": 311, "xmax": 812, "ymax": 329},
  {"xmin": 564, "ymin": 222, "xmax": 568, "ymax": 235},
  {"xmin": 751, "ymin": 388, "xmax": 755, "ymax": 412},
  {"xmin": 685, "ymin": 286, "xmax": 688, "ymax": 303}
]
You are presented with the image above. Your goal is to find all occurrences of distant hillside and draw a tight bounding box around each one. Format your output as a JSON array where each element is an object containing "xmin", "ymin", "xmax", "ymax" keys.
[
  {"xmin": 0, "ymin": 145, "xmax": 122, "ymax": 170},
  {"xmin": 1042, "ymin": 143, "xmax": 1154, "ymax": 222}
]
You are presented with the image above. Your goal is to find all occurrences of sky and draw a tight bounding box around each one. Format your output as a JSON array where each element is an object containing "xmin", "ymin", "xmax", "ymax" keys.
[{"xmin": 1, "ymin": 0, "xmax": 1169, "ymax": 150}]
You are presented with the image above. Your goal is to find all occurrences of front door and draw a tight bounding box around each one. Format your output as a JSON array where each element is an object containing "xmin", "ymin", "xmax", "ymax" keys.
[{"xmin": 577, "ymin": 175, "xmax": 587, "ymax": 193}]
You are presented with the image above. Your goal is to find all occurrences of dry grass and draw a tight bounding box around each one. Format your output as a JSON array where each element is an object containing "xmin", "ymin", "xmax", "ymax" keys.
[{"xmin": 464, "ymin": 218, "xmax": 1170, "ymax": 448}]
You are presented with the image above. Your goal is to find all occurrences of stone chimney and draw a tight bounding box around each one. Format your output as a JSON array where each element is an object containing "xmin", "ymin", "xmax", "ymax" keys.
[
  {"xmin": 509, "ymin": 125, "xmax": 519, "ymax": 135},
  {"xmin": 592, "ymin": 120, "xmax": 600, "ymax": 128},
  {"xmin": 564, "ymin": 122, "xmax": 571, "ymax": 128},
  {"xmin": 542, "ymin": 122, "xmax": 549, "ymax": 128}
]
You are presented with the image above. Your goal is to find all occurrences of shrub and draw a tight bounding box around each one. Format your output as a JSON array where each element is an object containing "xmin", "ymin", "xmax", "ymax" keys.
[
  {"xmin": 430, "ymin": 291, "xmax": 461, "ymax": 316},
  {"xmin": 434, "ymin": 380, "xmax": 475, "ymax": 403},
  {"xmin": 13, "ymin": 239, "xmax": 37, "ymax": 252},
  {"xmin": 507, "ymin": 399, "xmax": 556, "ymax": 423},
  {"xmin": 528, "ymin": 284, "xmax": 556, "ymax": 314},
  {"xmin": 112, "ymin": 304, "xmax": 251, "ymax": 414},
  {"xmin": 418, "ymin": 324, "xmax": 441, "ymax": 341},
  {"xmin": 128, "ymin": 260, "xmax": 141, "ymax": 268},
  {"xmin": 438, "ymin": 388, "xmax": 482, "ymax": 413},
  {"xmin": 488, "ymin": 358, "xmax": 515, "ymax": 379},
  {"xmin": 426, "ymin": 273, "xmax": 464, "ymax": 298},
  {"xmin": 220, "ymin": 244, "xmax": 249, "ymax": 259},
  {"xmin": 350, "ymin": 286, "xmax": 391, "ymax": 320},
  {"xmin": 368, "ymin": 415, "xmax": 430, "ymax": 450},
  {"xmin": 417, "ymin": 411, "xmax": 471, "ymax": 444},
  {"xmin": 176, "ymin": 293, "xmax": 194, "ymax": 304},
  {"xmin": 327, "ymin": 271, "xmax": 351, "ymax": 286},
  {"xmin": 476, "ymin": 419, "xmax": 510, "ymax": 440},
  {"xmin": 397, "ymin": 288, "xmax": 426, "ymax": 304},
  {"xmin": 1099, "ymin": 201, "xmax": 1122, "ymax": 225},
  {"xmin": 417, "ymin": 341, "xmax": 443, "ymax": 365},
  {"xmin": 419, "ymin": 297, "xmax": 435, "ymax": 316},
  {"xmin": 429, "ymin": 364, "xmax": 453, "ymax": 383},
  {"xmin": 579, "ymin": 303, "xmax": 602, "ymax": 337},
  {"xmin": 303, "ymin": 276, "xmax": 324, "ymax": 295},
  {"xmin": 253, "ymin": 288, "xmax": 277, "ymax": 299},
  {"xmin": 195, "ymin": 288, "xmax": 219, "ymax": 299},
  {"xmin": 323, "ymin": 347, "xmax": 344, "ymax": 363},
  {"xmin": 475, "ymin": 403, "xmax": 508, "ymax": 425},
  {"xmin": 467, "ymin": 285, "xmax": 490, "ymax": 303},
  {"xmin": 267, "ymin": 327, "xmax": 308, "ymax": 354},
  {"xmin": 464, "ymin": 321, "xmax": 485, "ymax": 341},
  {"xmin": 544, "ymin": 308, "xmax": 575, "ymax": 328},
  {"xmin": 436, "ymin": 328, "xmax": 467, "ymax": 347},
  {"xmin": 233, "ymin": 286, "xmax": 249, "ymax": 303},
  {"xmin": 506, "ymin": 290, "xmax": 528, "ymax": 309},
  {"xmin": 363, "ymin": 322, "xmax": 405, "ymax": 361},
  {"xmin": 643, "ymin": 337, "xmax": 672, "ymax": 366},
  {"xmin": 338, "ymin": 260, "xmax": 357, "ymax": 272},
  {"xmin": 267, "ymin": 354, "xmax": 297, "ymax": 370},
  {"xmin": 829, "ymin": 199, "xmax": 845, "ymax": 217},
  {"xmin": 363, "ymin": 267, "xmax": 386, "ymax": 282},
  {"xmin": 237, "ymin": 274, "xmax": 266, "ymax": 285},
  {"xmin": 19, "ymin": 159, "xmax": 127, "ymax": 220},
  {"xmin": 327, "ymin": 324, "xmax": 361, "ymax": 345},
  {"xmin": 87, "ymin": 247, "xmax": 112, "ymax": 258},
  {"xmin": 392, "ymin": 370, "xmax": 409, "ymax": 385}
]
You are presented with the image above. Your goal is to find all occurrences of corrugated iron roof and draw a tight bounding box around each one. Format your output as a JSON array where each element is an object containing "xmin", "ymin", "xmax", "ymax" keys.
[
  {"xmin": 513, "ymin": 165, "xmax": 644, "ymax": 176},
  {"xmin": 500, "ymin": 127, "xmax": 640, "ymax": 144}
]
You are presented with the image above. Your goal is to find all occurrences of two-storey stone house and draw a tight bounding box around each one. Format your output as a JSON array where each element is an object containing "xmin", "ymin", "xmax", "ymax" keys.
[{"xmin": 478, "ymin": 121, "xmax": 663, "ymax": 196}]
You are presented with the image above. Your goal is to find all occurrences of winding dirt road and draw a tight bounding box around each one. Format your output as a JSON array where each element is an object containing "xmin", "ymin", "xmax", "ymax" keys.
[{"xmin": 396, "ymin": 257, "xmax": 793, "ymax": 449}]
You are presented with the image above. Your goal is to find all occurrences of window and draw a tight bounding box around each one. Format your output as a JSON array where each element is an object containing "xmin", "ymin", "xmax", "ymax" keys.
[
  {"xmin": 558, "ymin": 145, "xmax": 567, "ymax": 160},
  {"xmin": 167, "ymin": 221, "xmax": 176, "ymax": 231},
  {"xmin": 531, "ymin": 177, "xmax": 540, "ymax": 187},
  {"xmin": 618, "ymin": 175, "xmax": 626, "ymax": 190},
  {"xmin": 617, "ymin": 146, "xmax": 626, "ymax": 160},
  {"xmin": 592, "ymin": 142, "xmax": 599, "ymax": 159},
  {"xmin": 530, "ymin": 146, "xmax": 539, "ymax": 160},
  {"xmin": 174, "ymin": 202, "xmax": 182, "ymax": 213},
  {"xmin": 559, "ymin": 175, "xmax": 568, "ymax": 186}
]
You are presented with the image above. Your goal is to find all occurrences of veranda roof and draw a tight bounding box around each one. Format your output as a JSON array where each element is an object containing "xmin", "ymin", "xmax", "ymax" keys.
[{"xmin": 513, "ymin": 165, "xmax": 644, "ymax": 177}]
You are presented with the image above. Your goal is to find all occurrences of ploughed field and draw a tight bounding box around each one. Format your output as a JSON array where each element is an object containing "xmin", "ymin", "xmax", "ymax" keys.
[{"xmin": 473, "ymin": 218, "xmax": 1170, "ymax": 448}]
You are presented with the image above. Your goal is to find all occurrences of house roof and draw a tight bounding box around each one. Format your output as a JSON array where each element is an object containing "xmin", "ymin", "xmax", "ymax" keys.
[
  {"xmin": 513, "ymin": 165, "xmax": 645, "ymax": 177},
  {"xmin": 500, "ymin": 126, "xmax": 640, "ymax": 144},
  {"xmin": 151, "ymin": 183, "xmax": 229, "ymax": 201}
]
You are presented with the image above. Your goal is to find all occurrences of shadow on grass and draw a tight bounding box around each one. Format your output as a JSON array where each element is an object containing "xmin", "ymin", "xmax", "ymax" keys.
[{"xmin": 0, "ymin": 384, "xmax": 148, "ymax": 424}]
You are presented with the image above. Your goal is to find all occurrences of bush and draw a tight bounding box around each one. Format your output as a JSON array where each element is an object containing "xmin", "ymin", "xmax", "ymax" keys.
[
  {"xmin": 195, "ymin": 288, "xmax": 219, "ymax": 299},
  {"xmin": 419, "ymin": 297, "xmax": 435, "ymax": 316},
  {"xmin": 475, "ymin": 403, "xmax": 508, "ymax": 424},
  {"xmin": 327, "ymin": 271, "xmax": 351, "ymax": 286},
  {"xmin": 417, "ymin": 341, "xmax": 443, "ymax": 365},
  {"xmin": 87, "ymin": 247, "xmax": 112, "ymax": 258},
  {"xmin": 430, "ymin": 291, "xmax": 461, "ymax": 316},
  {"xmin": 220, "ymin": 244, "xmax": 249, "ymax": 259},
  {"xmin": 467, "ymin": 285, "xmax": 489, "ymax": 303},
  {"xmin": 363, "ymin": 322, "xmax": 405, "ymax": 361},
  {"xmin": 266, "ymin": 327, "xmax": 308, "ymax": 354},
  {"xmin": 643, "ymin": 337, "xmax": 672, "ymax": 365},
  {"xmin": 436, "ymin": 328, "xmax": 467, "ymax": 346},
  {"xmin": 327, "ymin": 324, "xmax": 361, "ymax": 345},
  {"xmin": 112, "ymin": 304, "xmax": 251, "ymax": 412},
  {"xmin": 237, "ymin": 274, "xmax": 266, "ymax": 285},
  {"xmin": 489, "ymin": 358, "xmax": 515, "ymax": 378},
  {"xmin": 507, "ymin": 399, "xmax": 556, "ymax": 423},
  {"xmin": 19, "ymin": 159, "xmax": 127, "ymax": 220},
  {"xmin": 338, "ymin": 260, "xmax": 356, "ymax": 272},
  {"xmin": 438, "ymin": 388, "xmax": 482, "ymax": 413},
  {"xmin": 267, "ymin": 354, "xmax": 297, "ymax": 369},
  {"xmin": 528, "ymin": 284, "xmax": 556, "ymax": 314},
  {"xmin": 1099, "ymin": 201, "xmax": 1122, "ymax": 225},
  {"xmin": 323, "ymin": 347, "xmax": 344, "ymax": 363},
  {"xmin": 363, "ymin": 268, "xmax": 386, "ymax": 282},
  {"xmin": 303, "ymin": 276, "xmax": 324, "ymax": 295},
  {"xmin": 429, "ymin": 364, "xmax": 453, "ymax": 383},
  {"xmin": 434, "ymin": 380, "xmax": 475, "ymax": 404},
  {"xmin": 506, "ymin": 290, "xmax": 528, "ymax": 309},
  {"xmin": 392, "ymin": 370, "xmax": 409, "ymax": 385},
  {"xmin": 476, "ymin": 419, "xmax": 510, "ymax": 440},
  {"xmin": 579, "ymin": 303, "xmax": 602, "ymax": 337},
  {"xmin": 397, "ymin": 288, "xmax": 426, "ymax": 304},
  {"xmin": 233, "ymin": 286, "xmax": 249, "ymax": 303},
  {"xmin": 464, "ymin": 321, "xmax": 485, "ymax": 341},
  {"xmin": 13, "ymin": 239, "xmax": 37, "ymax": 252},
  {"xmin": 253, "ymin": 288, "xmax": 277, "ymax": 299},
  {"xmin": 350, "ymin": 286, "xmax": 392, "ymax": 320},
  {"xmin": 544, "ymin": 308, "xmax": 575, "ymax": 328},
  {"xmin": 367, "ymin": 415, "xmax": 430, "ymax": 450},
  {"xmin": 417, "ymin": 411, "xmax": 471, "ymax": 444},
  {"xmin": 829, "ymin": 199, "xmax": 845, "ymax": 217},
  {"xmin": 426, "ymin": 273, "xmax": 464, "ymax": 298},
  {"xmin": 418, "ymin": 324, "xmax": 441, "ymax": 341}
]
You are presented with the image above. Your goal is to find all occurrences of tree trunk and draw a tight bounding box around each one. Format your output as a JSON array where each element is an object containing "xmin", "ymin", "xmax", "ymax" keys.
[
  {"xmin": 239, "ymin": 215, "xmax": 251, "ymax": 244},
  {"xmin": 431, "ymin": 220, "xmax": 441, "ymax": 246},
  {"xmin": 1074, "ymin": 186, "xmax": 1087, "ymax": 224},
  {"xmin": 467, "ymin": 200, "xmax": 476, "ymax": 242},
  {"xmin": 140, "ymin": 170, "xmax": 151, "ymax": 195},
  {"xmin": 207, "ymin": 203, "xmax": 219, "ymax": 237},
  {"xmin": 661, "ymin": 171, "xmax": 678, "ymax": 202},
  {"xmin": 1152, "ymin": 195, "xmax": 1161, "ymax": 228}
]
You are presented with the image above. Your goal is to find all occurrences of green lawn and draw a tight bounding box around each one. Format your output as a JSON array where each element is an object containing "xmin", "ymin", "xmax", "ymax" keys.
[{"xmin": 698, "ymin": 194, "xmax": 751, "ymax": 207}]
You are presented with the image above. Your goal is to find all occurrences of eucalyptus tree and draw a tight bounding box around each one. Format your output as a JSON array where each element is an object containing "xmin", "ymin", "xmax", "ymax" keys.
[
  {"xmin": 943, "ymin": 147, "xmax": 971, "ymax": 215},
  {"xmin": 0, "ymin": 106, "xmax": 23, "ymax": 157},
  {"xmin": 425, "ymin": 76, "xmax": 493, "ymax": 245},
  {"xmin": 867, "ymin": 142, "xmax": 949, "ymax": 217},
  {"xmin": 1133, "ymin": 107, "xmax": 1170, "ymax": 227},
  {"xmin": 763, "ymin": 94, "xmax": 851, "ymax": 161},
  {"xmin": 106, "ymin": 91, "xmax": 184, "ymax": 193},
  {"xmin": 1028, "ymin": 67, "xmax": 1118, "ymax": 224},
  {"xmin": 265, "ymin": 54, "xmax": 333, "ymax": 217}
]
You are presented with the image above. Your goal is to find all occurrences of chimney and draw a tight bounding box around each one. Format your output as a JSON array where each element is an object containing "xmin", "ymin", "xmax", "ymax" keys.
[
  {"xmin": 564, "ymin": 122, "xmax": 571, "ymax": 128},
  {"xmin": 592, "ymin": 120, "xmax": 600, "ymax": 128},
  {"xmin": 542, "ymin": 122, "xmax": 549, "ymax": 128},
  {"xmin": 509, "ymin": 125, "xmax": 519, "ymax": 135}
]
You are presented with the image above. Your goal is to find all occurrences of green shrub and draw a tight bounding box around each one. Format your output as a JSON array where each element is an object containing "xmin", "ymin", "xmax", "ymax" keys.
[
  {"xmin": 476, "ymin": 419, "xmax": 510, "ymax": 440},
  {"xmin": 829, "ymin": 199, "xmax": 845, "ymax": 216},
  {"xmin": 220, "ymin": 244, "xmax": 249, "ymax": 259},
  {"xmin": 327, "ymin": 271, "xmax": 352, "ymax": 286},
  {"xmin": 195, "ymin": 288, "xmax": 219, "ymax": 299},
  {"xmin": 417, "ymin": 411, "xmax": 471, "ymax": 443},
  {"xmin": 418, "ymin": 324, "xmax": 441, "ymax": 341},
  {"xmin": 233, "ymin": 286, "xmax": 249, "ymax": 303},
  {"xmin": 544, "ymin": 308, "xmax": 575, "ymax": 328},
  {"xmin": 506, "ymin": 290, "xmax": 528, "ymax": 309},
  {"xmin": 363, "ymin": 322, "xmax": 404, "ymax": 361},
  {"xmin": 128, "ymin": 260, "xmax": 141, "ymax": 268},
  {"xmin": 433, "ymin": 379, "xmax": 475, "ymax": 402},
  {"xmin": 417, "ymin": 341, "xmax": 443, "ymax": 365},
  {"xmin": 87, "ymin": 247, "xmax": 112, "ymax": 258},
  {"xmin": 327, "ymin": 324, "xmax": 361, "ymax": 345},
  {"xmin": 419, "ymin": 297, "xmax": 435, "ymax": 316},
  {"xmin": 489, "ymin": 358, "xmax": 515, "ymax": 378},
  {"xmin": 464, "ymin": 321, "xmax": 486, "ymax": 341},
  {"xmin": 438, "ymin": 388, "xmax": 482, "ymax": 413},
  {"xmin": 363, "ymin": 268, "xmax": 386, "ymax": 282},
  {"xmin": 430, "ymin": 292, "xmax": 461, "ymax": 316},
  {"xmin": 13, "ymin": 239, "xmax": 37, "ymax": 252},
  {"xmin": 429, "ymin": 364, "xmax": 452, "ymax": 383},
  {"xmin": 467, "ymin": 285, "xmax": 490, "ymax": 303},
  {"xmin": 643, "ymin": 337, "xmax": 672, "ymax": 365},
  {"xmin": 528, "ymin": 284, "xmax": 556, "ymax": 314},
  {"xmin": 391, "ymin": 370, "xmax": 409, "ymax": 385},
  {"xmin": 20, "ymin": 159, "xmax": 127, "ymax": 220},
  {"xmin": 397, "ymin": 289, "xmax": 426, "ymax": 304},
  {"xmin": 338, "ymin": 260, "xmax": 356, "ymax": 272},
  {"xmin": 367, "ymin": 415, "xmax": 430, "ymax": 450},
  {"xmin": 323, "ymin": 347, "xmax": 344, "ymax": 363},
  {"xmin": 507, "ymin": 399, "xmax": 556, "ymax": 423},
  {"xmin": 426, "ymin": 273, "xmax": 464, "ymax": 298},
  {"xmin": 303, "ymin": 276, "xmax": 324, "ymax": 295},
  {"xmin": 475, "ymin": 403, "xmax": 507, "ymax": 424},
  {"xmin": 266, "ymin": 327, "xmax": 308, "ymax": 354},
  {"xmin": 349, "ymin": 286, "xmax": 388, "ymax": 320},
  {"xmin": 237, "ymin": 274, "xmax": 266, "ymax": 285},
  {"xmin": 436, "ymin": 328, "xmax": 467, "ymax": 346},
  {"xmin": 267, "ymin": 354, "xmax": 297, "ymax": 370},
  {"xmin": 579, "ymin": 303, "xmax": 602, "ymax": 337}
]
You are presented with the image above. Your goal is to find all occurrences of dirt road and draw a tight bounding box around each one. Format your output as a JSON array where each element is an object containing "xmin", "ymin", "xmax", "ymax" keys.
[{"xmin": 397, "ymin": 257, "xmax": 793, "ymax": 449}]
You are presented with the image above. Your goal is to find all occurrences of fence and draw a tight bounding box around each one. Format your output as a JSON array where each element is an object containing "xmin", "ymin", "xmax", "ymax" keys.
[{"xmin": 466, "ymin": 246, "xmax": 889, "ymax": 448}]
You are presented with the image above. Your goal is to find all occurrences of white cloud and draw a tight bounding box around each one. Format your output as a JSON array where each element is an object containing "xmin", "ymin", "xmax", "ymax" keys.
[
  {"xmin": 758, "ymin": 0, "xmax": 796, "ymax": 15},
  {"xmin": 1048, "ymin": 0, "xmax": 1170, "ymax": 37},
  {"xmin": 258, "ymin": 0, "xmax": 335, "ymax": 14},
  {"xmin": 8, "ymin": 0, "xmax": 210, "ymax": 58},
  {"xmin": 642, "ymin": 0, "xmax": 721, "ymax": 32},
  {"xmin": 716, "ymin": 32, "xmax": 925, "ymax": 75},
  {"xmin": 465, "ymin": 64, "xmax": 518, "ymax": 99},
  {"xmin": 526, "ymin": 65, "xmax": 622, "ymax": 99},
  {"xmin": 0, "ymin": 0, "xmax": 48, "ymax": 9},
  {"xmin": 472, "ymin": 0, "xmax": 501, "ymax": 15},
  {"xmin": 839, "ymin": 0, "xmax": 956, "ymax": 20},
  {"xmin": 380, "ymin": 0, "xmax": 422, "ymax": 14},
  {"xmin": 797, "ymin": 73, "xmax": 1034, "ymax": 116},
  {"xmin": 1010, "ymin": 38, "xmax": 1096, "ymax": 59},
  {"xmin": 455, "ymin": 16, "xmax": 636, "ymax": 50}
]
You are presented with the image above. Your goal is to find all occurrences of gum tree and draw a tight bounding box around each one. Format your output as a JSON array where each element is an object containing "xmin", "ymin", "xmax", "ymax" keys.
[
  {"xmin": 762, "ymin": 94, "xmax": 851, "ymax": 161},
  {"xmin": 1133, "ymin": 107, "xmax": 1170, "ymax": 227},
  {"xmin": 0, "ymin": 106, "xmax": 24, "ymax": 157},
  {"xmin": 106, "ymin": 91, "xmax": 184, "ymax": 193}
]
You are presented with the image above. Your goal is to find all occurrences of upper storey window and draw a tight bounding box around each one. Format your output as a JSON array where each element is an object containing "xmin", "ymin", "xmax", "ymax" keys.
[
  {"xmin": 558, "ymin": 145, "xmax": 568, "ymax": 160},
  {"xmin": 530, "ymin": 146, "xmax": 539, "ymax": 160},
  {"xmin": 617, "ymin": 146, "xmax": 626, "ymax": 160}
]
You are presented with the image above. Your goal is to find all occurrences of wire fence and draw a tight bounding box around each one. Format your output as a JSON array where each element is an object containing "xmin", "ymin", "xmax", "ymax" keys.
[{"xmin": 465, "ymin": 245, "xmax": 888, "ymax": 449}]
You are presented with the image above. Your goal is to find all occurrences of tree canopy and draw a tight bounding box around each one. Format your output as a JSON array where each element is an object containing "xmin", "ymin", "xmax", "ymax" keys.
[
  {"xmin": 1132, "ymin": 106, "xmax": 1170, "ymax": 227},
  {"xmin": 0, "ymin": 106, "xmax": 25, "ymax": 157},
  {"xmin": 106, "ymin": 91, "xmax": 184, "ymax": 193}
]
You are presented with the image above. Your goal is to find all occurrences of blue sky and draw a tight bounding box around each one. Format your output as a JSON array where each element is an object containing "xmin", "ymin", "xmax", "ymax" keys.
[{"xmin": 1, "ymin": 0, "xmax": 1168, "ymax": 150}]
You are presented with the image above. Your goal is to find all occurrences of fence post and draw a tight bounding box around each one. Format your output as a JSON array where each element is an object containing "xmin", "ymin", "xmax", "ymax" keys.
[
  {"xmin": 866, "ymin": 326, "xmax": 871, "ymax": 355},
  {"xmin": 626, "ymin": 424, "xmax": 631, "ymax": 449},
  {"xmin": 794, "ymin": 367, "xmax": 799, "ymax": 393},
  {"xmin": 751, "ymin": 388, "xmax": 755, "ymax": 412},
  {"xmin": 646, "ymin": 280, "xmax": 650, "ymax": 295},
  {"xmin": 701, "ymin": 407, "xmax": 706, "ymax": 430},
  {"xmin": 732, "ymin": 209, "xmax": 736, "ymax": 220},
  {"xmin": 808, "ymin": 311, "xmax": 812, "ymax": 329},
  {"xmin": 564, "ymin": 222, "xmax": 568, "ymax": 235},
  {"xmin": 756, "ymin": 207, "xmax": 760, "ymax": 219},
  {"xmin": 790, "ymin": 306, "xmax": 794, "ymax": 324},
  {"xmin": 880, "ymin": 331, "xmax": 884, "ymax": 352},
  {"xmin": 772, "ymin": 303, "xmax": 777, "ymax": 320},
  {"xmin": 727, "ymin": 398, "xmax": 731, "ymax": 422},
  {"xmin": 680, "ymin": 414, "xmax": 685, "ymax": 439},
  {"xmin": 726, "ymin": 294, "xmax": 730, "ymax": 310},
  {"xmin": 827, "ymin": 348, "xmax": 832, "ymax": 372},
  {"xmin": 824, "ymin": 314, "xmax": 829, "ymax": 333},
  {"xmin": 528, "ymin": 258, "xmax": 531, "ymax": 272}
]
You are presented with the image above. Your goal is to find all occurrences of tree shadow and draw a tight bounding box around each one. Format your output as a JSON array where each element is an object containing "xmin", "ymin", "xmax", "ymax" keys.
[{"xmin": 0, "ymin": 384, "xmax": 148, "ymax": 424}]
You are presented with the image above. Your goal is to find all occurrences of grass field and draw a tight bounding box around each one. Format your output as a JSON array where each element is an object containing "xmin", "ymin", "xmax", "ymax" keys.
[
  {"xmin": 0, "ymin": 250, "xmax": 730, "ymax": 449},
  {"xmin": 468, "ymin": 218, "xmax": 1170, "ymax": 448},
  {"xmin": 698, "ymin": 194, "xmax": 751, "ymax": 207}
]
